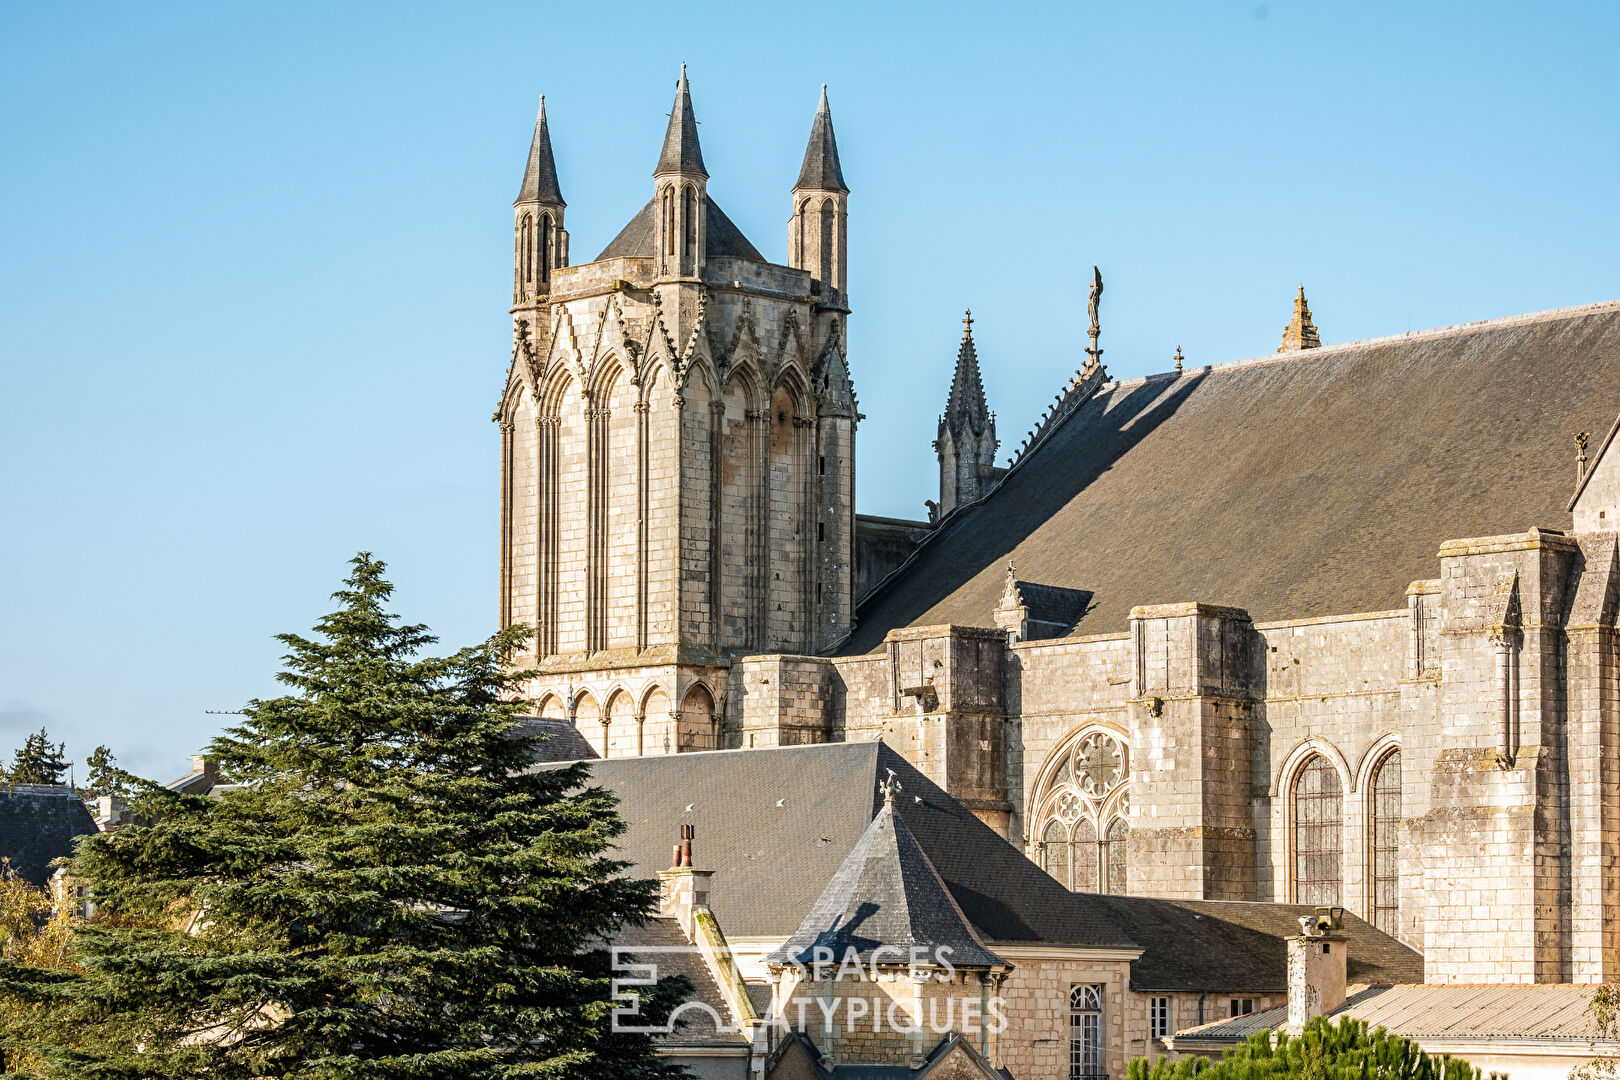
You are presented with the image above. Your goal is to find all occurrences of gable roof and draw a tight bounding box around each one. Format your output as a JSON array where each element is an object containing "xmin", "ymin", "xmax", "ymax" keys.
[
  {"xmin": 613, "ymin": 916, "xmax": 752, "ymax": 1048},
  {"xmin": 563, "ymin": 742, "xmax": 1133, "ymax": 949},
  {"xmin": 1090, "ymin": 895, "xmax": 1423, "ymax": 992},
  {"xmin": 766, "ymin": 794, "xmax": 1006, "ymax": 969},
  {"xmin": 849, "ymin": 300, "xmax": 1620, "ymax": 651},
  {"xmin": 0, "ymin": 784, "xmax": 97, "ymax": 888},
  {"xmin": 594, "ymin": 194, "xmax": 765, "ymax": 263}
]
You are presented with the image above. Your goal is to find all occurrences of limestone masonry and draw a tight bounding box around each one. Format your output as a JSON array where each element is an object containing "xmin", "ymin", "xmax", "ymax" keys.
[{"xmin": 495, "ymin": 72, "xmax": 1620, "ymax": 987}]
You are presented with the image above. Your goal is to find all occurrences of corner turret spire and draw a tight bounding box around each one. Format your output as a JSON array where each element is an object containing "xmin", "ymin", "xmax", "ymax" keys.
[
  {"xmin": 654, "ymin": 64, "xmax": 708, "ymax": 178},
  {"xmin": 794, "ymin": 84, "xmax": 848, "ymax": 194},
  {"xmin": 944, "ymin": 309, "xmax": 990, "ymax": 437},
  {"xmin": 934, "ymin": 309, "xmax": 999, "ymax": 519},
  {"xmin": 1279, "ymin": 285, "xmax": 1322, "ymax": 352},
  {"xmin": 515, "ymin": 95, "xmax": 564, "ymax": 206}
]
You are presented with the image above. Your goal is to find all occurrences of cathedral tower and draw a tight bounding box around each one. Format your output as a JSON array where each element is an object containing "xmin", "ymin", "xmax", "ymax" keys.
[
  {"xmin": 497, "ymin": 74, "xmax": 857, "ymax": 755},
  {"xmin": 935, "ymin": 311, "xmax": 998, "ymax": 518}
]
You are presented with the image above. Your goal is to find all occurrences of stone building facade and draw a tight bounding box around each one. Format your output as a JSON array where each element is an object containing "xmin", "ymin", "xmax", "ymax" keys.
[{"xmin": 497, "ymin": 74, "xmax": 1620, "ymax": 987}]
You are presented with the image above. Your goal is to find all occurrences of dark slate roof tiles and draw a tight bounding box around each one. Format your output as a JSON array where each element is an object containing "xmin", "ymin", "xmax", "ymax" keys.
[
  {"xmin": 0, "ymin": 784, "xmax": 97, "ymax": 888},
  {"xmin": 594, "ymin": 194, "xmax": 764, "ymax": 263},
  {"xmin": 848, "ymin": 301, "xmax": 1620, "ymax": 652}
]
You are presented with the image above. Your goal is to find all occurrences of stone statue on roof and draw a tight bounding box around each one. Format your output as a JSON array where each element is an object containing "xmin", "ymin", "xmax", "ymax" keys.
[{"xmin": 1087, "ymin": 266, "xmax": 1104, "ymax": 338}]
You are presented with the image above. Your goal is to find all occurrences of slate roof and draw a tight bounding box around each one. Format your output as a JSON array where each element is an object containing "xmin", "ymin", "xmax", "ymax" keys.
[
  {"xmin": 512, "ymin": 717, "xmax": 598, "ymax": 762},
  {"xmin": 1172, "ymin": 983, "xmax": 1613, "ymax": 1045},
  {"xmin": 613, "ymin": 916, "xmax": 751, "ymax": 1047},
  {"xmin": 594, "ymin": 194, "xmax": 765, "ymax": 263},
  {"xmin": 654, "ymin": 66, "xmax": 707, "ymax": 178},
  {"xmin": 848, "ymin": 300, "xmax": 1620, "ymax": 652},
  {"xmin": 0, "ymin": 784, "xmax": 97, "ymax": 888},
  {"xmin": 515, "ymin": 96, "xmax": 564, "ymax": 206},
  {"xmin": 942, "ymin": 320, "xmax": 990, "ymax": 437},
  {"xmin": 766, "ymin": 794, "xmax": 1006, "ymax": 969},
  {"xmin": 559, "ymin": 742, "xmax": 1134, "ymax": 949},
  {"xmin": 1089, "ymin": 896, "xmax": 1423, "ymax": 992},
  {"xmin": 794, "ymin": 86, "xmax": 848, "ymax": 194}
]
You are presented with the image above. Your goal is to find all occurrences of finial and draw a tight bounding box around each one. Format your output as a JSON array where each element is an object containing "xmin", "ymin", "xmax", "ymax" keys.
[
  {"xmin": 1174, "ymin": 345, "xmax": 1184, "ymax": 372},
  {"xmin": 1576, "ymin": 431, "xmax": 1592, "ymax": 483},
  {"xmin": 880, "ymin": 768, "xmax": 902, "ymax": 805},
  {"xmin": 963, "ymin": 308, "xmax": 973, "ymax": 338}
]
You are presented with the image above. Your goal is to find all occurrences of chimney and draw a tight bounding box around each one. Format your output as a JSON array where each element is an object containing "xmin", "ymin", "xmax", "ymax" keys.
[
  {"xmin": 1286, "ymin": 916, "xmax": 1348, "ymax": 1035},
  {"xmin": 658, "ymin": 824, "xmax": 713, "ymax": 941},
  {"xmin": 193, "ymin": 755, "xmax": 219, "ymax": 788},
  {"xmin": 95, "ymin": 794, "xmax": 125, "ymax": 831}
]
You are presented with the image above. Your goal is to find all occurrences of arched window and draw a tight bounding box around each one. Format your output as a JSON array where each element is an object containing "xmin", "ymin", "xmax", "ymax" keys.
[
  {"xmin": 1069, "ymin": 984, "xmax": 1103, "ymax": 1080},
  {"xmin": 818, "ymin": 200, "xmax": 834, "ymax": 286},
  {"xmin": 662, "ymin": 188, "xmax": 674, "ymax": 255},
  {"xmin": 1041, "ymin": 819, "xmax": 1070, "ymax": 887},
  {"xmin": 520, "ymin": 214, "xmax": 534, "ymax": 285},
  {"xmin": 1370, "ymin": 749, "xmax": 1401, "ymax": 935},
  {"xmin": 1033, "ymin": 728, "xmax": 1129, "ymax": 893},
  {"xmin": 1293, "ymin": 754, "xmax": 1343, "ymax": 905},
  {"xmin": 682, "ymin": 185, "xmax": 697, "ymax": 261},
  {"xmin": 538, "ymin": 213, "xmax": 551, "ymax": 285},
  {"xmin": 1071, "ymin": 819, "xmax": 1099, "ymax": 891},
  {"xmin": 1105, "ymin": 817, "xmax": 1128, "ymax": 895}
]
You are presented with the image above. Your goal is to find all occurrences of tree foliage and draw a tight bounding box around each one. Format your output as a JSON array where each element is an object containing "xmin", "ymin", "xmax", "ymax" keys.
[
  {"xmin": 78, "ymin": 747, "xmax": 129, "ymax": 801},
  {"xmin": 6, "ymin": 730, "xmax": 68, "ymax": 787},
  {"xmin": 1127, "ymin": 1017, "xmax": 1496, "ymax": 1080},
  {"xmin": 0, "ymin": 554, "xmax": 687, "ymax": 1079}
]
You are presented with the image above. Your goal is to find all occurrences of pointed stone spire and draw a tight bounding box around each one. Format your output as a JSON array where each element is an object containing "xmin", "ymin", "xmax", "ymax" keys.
[
  {"xmin": 1279, "ymin": 286, "xmax": 1322, "ymax": 352},
  {"xmin": 654, "ymin": 64, "xmax": 708, "ymax": 178},
  {"xmin": 515, "ymin": 95, "xmax": 564, "ymax": 206},
  {"xmin": 944, "ymin": 309, "xmax": 990, "ymax": 437},
  {"xmin": 794, "ymin": 84, "xmax": 848, "ymax": 194}
]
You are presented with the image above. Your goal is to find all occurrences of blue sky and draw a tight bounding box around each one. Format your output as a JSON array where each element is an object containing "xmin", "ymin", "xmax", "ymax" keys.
[{"xmin": 3, "ymin": 2, "xmax": 1617, "ymax": 780}]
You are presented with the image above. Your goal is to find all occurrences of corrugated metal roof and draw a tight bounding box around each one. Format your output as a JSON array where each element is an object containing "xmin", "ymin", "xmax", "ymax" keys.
[{"xmin": 1175, "ymin": 984, "xmax": 1614, "ymax": 1045}]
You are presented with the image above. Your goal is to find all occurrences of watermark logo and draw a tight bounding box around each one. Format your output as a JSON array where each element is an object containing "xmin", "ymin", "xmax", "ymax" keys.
[{"xmin": 610, "ymin": 943, "xmax": 1008, "ymax": 1036}]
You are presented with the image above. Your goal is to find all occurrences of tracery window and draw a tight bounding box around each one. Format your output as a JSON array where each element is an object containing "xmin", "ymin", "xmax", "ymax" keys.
[
  {"xmin": 1034, "ymin": 728, "xmax": 1130, "ymax": 894},
  {"xmin": 1069, "ymin": 984, "xmax": 1104, "ymax": 1080},
  {"xmin": 1370, "ymin": 749, "xmax": 1401, "ymax": 935},
  {"xmin": 1293, "ymin": 754, "xmax": 1343, "ymax": 906}
]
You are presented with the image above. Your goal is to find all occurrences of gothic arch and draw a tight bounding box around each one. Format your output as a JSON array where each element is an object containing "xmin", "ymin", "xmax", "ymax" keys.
[
  {"xmin": 1353, "ymin": 732, "xmax": 1403, "ymax": 794},
  {"xmin": 588, "ymin": 352, "xmax": 629, "ymax": 399},
  {"xmin": 535, "ymin": 693, "xmax": 566, "ymax": 721},
  {"xmin": 604, "ymin": 688, "xmax": 636, "ymax": 758},
  {"xmin": 678, "ymin": 683, "xmax": 718, "ymax": 753},
  {"xmin": 1029, "ymin": 724, "xmax": 1131, "ymax": 894},
  {"xmin": 1272, "ymin": 736, "xmax": 1354, "ymax": 799},
  {"xmin": 540, "ymin": 366, "xmax": 579, "ymax": 416},
  {"xmin": 638, "ymin": 683, "xmax": 672, "ymax": 719}
]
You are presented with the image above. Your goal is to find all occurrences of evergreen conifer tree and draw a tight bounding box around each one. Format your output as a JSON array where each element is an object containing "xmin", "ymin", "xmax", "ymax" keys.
[
  {"xmin": 7, "ymin": 729, "xmax": 68, "ymax": 786},
  {"xmin": 0, "ymin": 554, "xmax": 688, "ymax": 1079}
]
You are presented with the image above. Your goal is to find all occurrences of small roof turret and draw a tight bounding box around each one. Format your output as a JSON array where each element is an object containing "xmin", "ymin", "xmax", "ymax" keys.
[
  {"xmin": 793, "ymin": 84, "xmax": 848, "ymax": 194},
  {"xmin": 654, "ymin": 64, "xmax": 708, "ymax": 179},
  {"xmin": 515, "ymin": 95, "xmax": 564, "ymax": 206},
  {"xmin": 1279, "ymin": 286, "xmax": 1322, "ymax": 352},
  {"xmin": 765, "ymin": 777, "xmax": 1007, "ymax": 971}
]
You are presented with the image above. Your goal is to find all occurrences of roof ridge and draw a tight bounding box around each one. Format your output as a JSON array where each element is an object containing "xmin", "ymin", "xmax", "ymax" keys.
[{"xmin": 1105, "ymin": 297, "xmax": 1620, "ymax": 394}]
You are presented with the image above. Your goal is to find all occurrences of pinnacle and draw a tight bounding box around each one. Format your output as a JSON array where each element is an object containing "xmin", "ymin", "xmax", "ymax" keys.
[
  {"xmin": 515, "ymin": 93, "xmax": 564, "ymax": 206},
  {"xmin": 654, "ymin": 65, "xmax": 708, "ymax": 179},
  {"xmin": 794, "ymin": 83, "xmax": 848, "ymax": 194},
  {"xmin": 944, "ymin": 308, "xmax": 990, "ymax": 436},
  {"xmin": 1279, "ymin": 285, "xmax": 1322, "ymax": 352}
]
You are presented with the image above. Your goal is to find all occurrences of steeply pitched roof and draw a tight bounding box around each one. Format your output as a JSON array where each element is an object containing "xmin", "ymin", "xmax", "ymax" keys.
[
  {"xmin": 766, "ymin": 792, "xmax": 1006, "ymax": 969},
  {"xmin": 848, "ymin": 300, "xmax": 1620, "ymax": 652},
  {"xmin": 1173, "ymin": 983, "xmax": 1612, "ymax": 1046},
  {"xmin": 0, "ymin": 784, "xmax": 97, "ymax": 888},
  {"xmin": 594, "ymin": 194, "xmax": 764, "ymax": 263},
  {"xmin": 513, "ymin": 717, "xmax": 598, "ymax": 762},
  {"xmin": 654, "ymin": 66, "xmax": 707, "ymax": 178},
  {"xmin": 942, "ymin": 313, "xmax": 990, "ymax": 438},
  {"xmin": 557, "ymin": 742, "xmax": 1133, "ymax": 949},
  {"xmin": 1090, "ymin": 895, "xmax": 1422, "ymax": 993},
  {"xmin": 515, "ymin": 96, "xmax": 564, "ymax": 206},
  {"xmin": 613, "ymin": 917, "xmax": 752, "ymax": 1047},
  {"xmin": 794, "ymin": 86, "xmax": 848, "ymax": 194}
]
